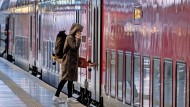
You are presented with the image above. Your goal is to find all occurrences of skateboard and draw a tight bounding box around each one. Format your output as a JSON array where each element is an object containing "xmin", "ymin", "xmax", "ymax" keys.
[{"xmin": 51, "ymin": 55, "xmax": 95, "ymax": 68}]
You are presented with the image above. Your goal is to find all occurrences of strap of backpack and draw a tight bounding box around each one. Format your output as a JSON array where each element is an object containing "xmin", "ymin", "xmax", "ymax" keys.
[{"xmin": 63, "ymin": 46, "xmax": 70, "ymax": 56}]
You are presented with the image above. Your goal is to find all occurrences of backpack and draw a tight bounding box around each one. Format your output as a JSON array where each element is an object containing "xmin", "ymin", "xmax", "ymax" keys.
[{"xmin": 54, "ymin": 30, "xmax": 67, "ymax": 58}]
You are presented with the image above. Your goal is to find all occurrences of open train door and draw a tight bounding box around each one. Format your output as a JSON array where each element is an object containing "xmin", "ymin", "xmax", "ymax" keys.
[
  {"xmin": 6, "ymin": 15, "xmax": 15, "ymax": 62},
  {"xmin": 0, "ymin": 14, "xmax": 14, "ymax": 62},
  {"xmin": 85, "ymin": 0, "xmax": 103, "ymax": 106},
  {"xmin": 66, "ymin": 0, "xmax": 102, "ymax": 106}
]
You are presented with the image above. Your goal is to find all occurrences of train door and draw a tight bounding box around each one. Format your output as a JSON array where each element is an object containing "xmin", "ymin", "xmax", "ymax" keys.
[
  {"xmin": 1, "ymin": 15, "xmax": 14, "ymax": 62},
  {"xmin": 7, "ymin": 15, "xmax": 15, "ymax": 62},
  {"xmin": 29, "ymin": 15, "xmax": 33, "ymax": 67},
  {"xmin": 37, "ymin": 13, "xmax": 42, "ymax": 70},
  {"xmin": 5, "ymin": 17, "xmax": 9, "ymax": 59},
  {"xmin": 75, "ymin": 0, "xmax": 86, "ymax": 92},
  {"xmin": 29, "ymin": 12, "xmax": 37, "ymax": 70},
  {"xmin": 72, "ymin": 0, "xmax": 92, "ymax": 100},
  {"xmin": 0, "ymin": 15, "xmax": 8, "ymax": 59},
  {"xmin": 86, "ymin": 0, "xmax": 102, "ymax": 103}
]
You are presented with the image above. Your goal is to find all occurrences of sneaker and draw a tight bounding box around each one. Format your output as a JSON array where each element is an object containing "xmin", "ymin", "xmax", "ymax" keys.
[
  {"xmin": 67, "ymin": 97, "xmax": 78, "ymax": 103},
  {"xmin": 52, "ymin": 96, "xmax": 65, "ymax": 103}
]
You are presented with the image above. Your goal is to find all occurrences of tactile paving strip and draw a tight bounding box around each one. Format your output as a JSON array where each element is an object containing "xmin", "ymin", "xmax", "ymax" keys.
[{"xmin": 0, "ymin": 71, "xmax": 42, "ymax": 107}]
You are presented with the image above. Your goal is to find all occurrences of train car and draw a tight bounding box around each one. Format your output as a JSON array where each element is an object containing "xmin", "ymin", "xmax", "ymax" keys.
[
  {"xmin": 102, "ymin": 0, "xmax": 190, "ymax": 107},
  {"xmin": 0, "ymin": 0, "xmax": 189, "ymax": 107}
]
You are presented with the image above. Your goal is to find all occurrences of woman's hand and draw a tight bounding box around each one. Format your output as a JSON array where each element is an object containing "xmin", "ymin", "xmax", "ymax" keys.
[{"xmin": 89, "ymin": 63, "xmax": 96, "ymax": 67}]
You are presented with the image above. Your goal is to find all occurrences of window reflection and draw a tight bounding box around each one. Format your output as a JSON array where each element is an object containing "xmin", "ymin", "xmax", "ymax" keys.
[
  {"xmin": 110, "ymin": 50, "xmax": 116, "ymax": 97},
  {"xmin": 125, "ymin": 53, "xmax": 132, "ymax": 104},
  {"xmin": 105, "ymin": 50, "xmax": 109, "ymax": 95},
  {"xmin": 164, "ymin": 60, "xmax": 172, "ymax": 107},
  {"xmin": 153, "ymin": 58, "xmax": 160, "ymax": 107},
  {"xmin": 176, "ymin": 62, "xmax": 186, "ymax": 107},
  {"xmin": 15, "ymin": 37, "xmax": 29, "ymax": 60},
  {"xmin": 117, "ymin": 51, "xmax": 123, "ymax": 100},
  {"xmin": 143, "ymin": 57, "xmax": 150, "ymax": 107},
  {"xmin": 43, "ymin": 41, "xmax": 48, "ymax": 68},
  {"xmin": 134, "ymin": 55, "xmax": 140, "ymax": 107}
]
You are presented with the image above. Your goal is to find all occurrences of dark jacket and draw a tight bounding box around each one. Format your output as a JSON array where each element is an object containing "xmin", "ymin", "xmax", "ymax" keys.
[{"xmin": 61, "ymin": 23, "xmax": 83, "ymax": 81}]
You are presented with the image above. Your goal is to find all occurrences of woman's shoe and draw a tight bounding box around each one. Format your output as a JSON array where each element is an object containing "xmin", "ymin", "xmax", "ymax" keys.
[
  {"xmin": 67, "ymin": 97, "xmax": 78, "ymax": 103},
  {"xmin": 52, "ymin": 96, "xmax": 65, "ymax": 103}
]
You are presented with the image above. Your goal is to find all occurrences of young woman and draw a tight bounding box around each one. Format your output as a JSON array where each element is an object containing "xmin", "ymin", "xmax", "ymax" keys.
[{"xmin": 52, "ymin": 23, "xmax": 83, "ymax": 103}]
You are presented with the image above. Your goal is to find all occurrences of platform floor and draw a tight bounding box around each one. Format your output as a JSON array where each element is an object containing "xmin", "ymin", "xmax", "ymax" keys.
[{"xmin": 0, "ymin": 58, "xmax": 85, "ymax": 107}]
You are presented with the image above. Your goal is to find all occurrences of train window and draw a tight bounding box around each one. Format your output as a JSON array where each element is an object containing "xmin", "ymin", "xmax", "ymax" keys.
[
  {"xmin": 176, "ymin": 62, "xmax": 186, "ymax": 107},
  {"xmin": 47, "ymin": 41, "xmax": 50, "ymax": 69},
  {"xmin": 125, "ymin": 52, "xmax": 132, "ymax": 104},
  {"xmin": 42, "ymin": 41, "xmax": 47, "ymax": 67},
  {"xmin": 51, "ymin": 41, "xmax": 55, "ymax": 71},
  {"xmin": 152, "ymin": 58, "xmax": 161, "ymax": 107},
  {"xmin": 143, "ymin": 57, "xmax": 150, "ymax": 107},
  {"xmin": 133, "ymin": 55, "xmax": 140, "ymax": 106},
  {"xmin": 56, "ymin": 59, "xmax": 59, "ymax": 74},
  {"xmin": 164, "ymin": 59, "xmax": 172, "ymax": 107},
  {"xmin": 117, "ymin": 51, "xmax": 123, "ymax": 100},
  {"xmin": 82, "ymin": 36, "xmax": 86, "ymax": 42},
  {"xmin": 105, "ymin": 50, "xmax": 110, "ymax": 95},
  {"xmin": 110, "ymin": 50, "xmax": 116, "ymax": 98},
  {"xmin": 49, "ymin": 41, "xmax": 53, "ymax": 70},
  {"xmin": 45, "ymin": 41, "xmax": 48, "ymax": 68}
]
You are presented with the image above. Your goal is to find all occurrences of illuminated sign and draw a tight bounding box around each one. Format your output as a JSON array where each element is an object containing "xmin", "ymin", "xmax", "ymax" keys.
[
  {"xmin": 134, "ymin": 8, "xmax": 142, "ymax": 19},
  {"xmin": 133, "ymin": 5, "xmax": 142, "ymax": 25}
]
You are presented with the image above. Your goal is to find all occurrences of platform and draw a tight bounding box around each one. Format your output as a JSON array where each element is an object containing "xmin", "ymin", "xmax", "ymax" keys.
[{"xmin": 0, "ymin": 57, "xmax": 85, "ymax": 107}]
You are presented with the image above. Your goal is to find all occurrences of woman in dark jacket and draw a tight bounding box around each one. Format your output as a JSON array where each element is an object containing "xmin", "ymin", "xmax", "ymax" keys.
[{"xmin": 52, "ymin": 23, "xmax": 83, "ymax": 103}]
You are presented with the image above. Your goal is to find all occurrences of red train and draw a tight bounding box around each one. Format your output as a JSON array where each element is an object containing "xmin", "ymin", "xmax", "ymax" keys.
[{"xmin": 0, "ymin": 0, "xmax": 189, "ymax": 107}]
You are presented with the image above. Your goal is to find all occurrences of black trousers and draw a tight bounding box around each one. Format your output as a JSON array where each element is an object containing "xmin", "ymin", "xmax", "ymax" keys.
[{"xmin": 55, "ymin": 80, "xmax": 73, "ymax": 98}]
